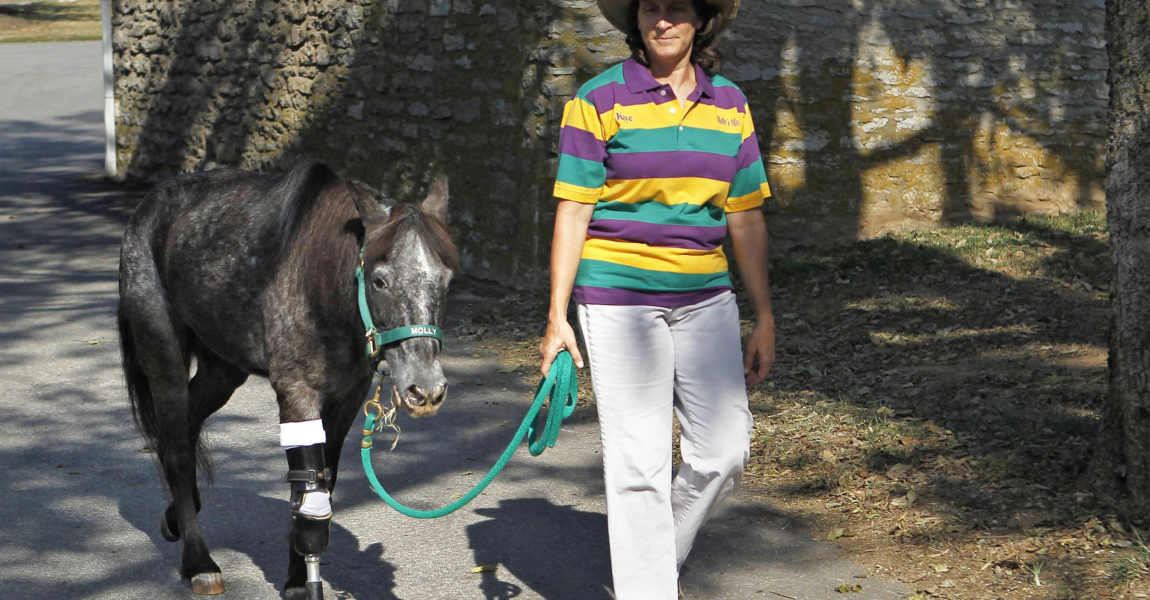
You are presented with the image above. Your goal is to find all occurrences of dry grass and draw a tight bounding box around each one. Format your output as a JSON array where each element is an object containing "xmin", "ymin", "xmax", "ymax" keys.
[
  {"xmin": 0, "ymin": 0, "xmax": 101, "ymax": 43},
  {"xmin": 745, "ymin": 211, "xmax": 1130, "ymax": 599}
]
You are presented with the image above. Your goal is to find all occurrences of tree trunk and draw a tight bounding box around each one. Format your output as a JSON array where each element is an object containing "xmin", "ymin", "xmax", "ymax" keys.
[{"xmin": 1103, "ymin": 0, "xmax": 1150, "ymax": 517}]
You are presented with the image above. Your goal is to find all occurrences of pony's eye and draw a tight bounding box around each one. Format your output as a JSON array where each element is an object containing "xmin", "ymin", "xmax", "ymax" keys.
[{"xmin": 372, "ymin": 276, "xmax": 387, "ymax": 290}]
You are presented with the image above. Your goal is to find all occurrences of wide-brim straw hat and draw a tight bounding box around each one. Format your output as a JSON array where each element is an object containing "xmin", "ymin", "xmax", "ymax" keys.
[{"xmin": 597, "ymin": 0, "xmax": 740, "ymax": 33}]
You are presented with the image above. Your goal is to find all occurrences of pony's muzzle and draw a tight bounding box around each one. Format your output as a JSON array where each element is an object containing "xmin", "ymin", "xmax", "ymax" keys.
[{"xmin": 399, "ymin": 383, "xmax": 446, "ymax": 417}]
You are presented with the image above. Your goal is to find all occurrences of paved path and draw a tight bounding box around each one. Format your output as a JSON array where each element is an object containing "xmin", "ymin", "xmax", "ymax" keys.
[{"xmin": 0, "ymin": 42, "xmax": 908, "ymax": 600}]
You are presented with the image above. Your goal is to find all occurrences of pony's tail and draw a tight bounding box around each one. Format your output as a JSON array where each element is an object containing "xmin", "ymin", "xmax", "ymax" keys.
[{"xmin": 118, "ymin": 305, "xmax": 161, "ymax": 455}]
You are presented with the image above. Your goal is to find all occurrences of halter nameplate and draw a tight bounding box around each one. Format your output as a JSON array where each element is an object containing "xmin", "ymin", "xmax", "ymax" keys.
[
  {"xmin": 356, "ymin": 249, "xmax": 444, "ymax": 359},
  {"xmin": 372, "ymin": 325, "xmax": 443, "ymax": 353}
]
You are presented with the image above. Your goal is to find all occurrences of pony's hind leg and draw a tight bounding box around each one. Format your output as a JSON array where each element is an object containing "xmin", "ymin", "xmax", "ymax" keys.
[
  {"xmin": 160, "ymin": 348, "xmax": 248, "ymax": 544},
  {"xmin": 121, "ymin": 297, "xmax": 224, "ymax": 594}
]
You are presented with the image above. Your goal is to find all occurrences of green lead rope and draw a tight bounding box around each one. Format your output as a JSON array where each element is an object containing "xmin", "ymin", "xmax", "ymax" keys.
[{"xmin": 361, "ymin": 350, "xmax": 578, "ymax": 519}]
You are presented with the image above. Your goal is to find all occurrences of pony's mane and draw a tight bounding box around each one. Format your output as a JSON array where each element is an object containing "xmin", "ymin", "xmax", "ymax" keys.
[
  {"xmin": 273, "ymin": 162, "xmax": 340, "ymax": 249},
  {"xmin": 271, "ymin": 162, "xmax": 458, "ymax": 271},
  {"xmin": 363, "ymin": 203, "xmax": 460, "ymax": 272}
]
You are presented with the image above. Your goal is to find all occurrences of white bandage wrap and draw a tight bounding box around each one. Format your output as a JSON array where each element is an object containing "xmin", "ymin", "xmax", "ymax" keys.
[
  {"xmin": 280, "ymin": 419, "xmax": 327, "ymax": 449},
  {"xmin": 299, "ymin": 491, "xmax": 333, "ymax": 518}
]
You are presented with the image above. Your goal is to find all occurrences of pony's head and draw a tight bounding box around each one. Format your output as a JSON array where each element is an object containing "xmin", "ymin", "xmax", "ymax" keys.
[{"xmin": 355, "ymin": 177, "xmax": 458, "ymax": 417}]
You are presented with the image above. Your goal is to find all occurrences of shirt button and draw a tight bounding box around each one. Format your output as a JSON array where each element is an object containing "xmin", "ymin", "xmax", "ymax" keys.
[
  {"xmin": 669, "ymin": 107, "xmax": 677, "ymax": 114},
  {"xmin": 660, "ymin": 89, "xmax": 667, "ymax": 96}
]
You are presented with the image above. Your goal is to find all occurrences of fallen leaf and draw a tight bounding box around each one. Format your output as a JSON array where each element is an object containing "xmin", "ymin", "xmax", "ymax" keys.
[
  {"xmin": 886, "ymin": 463, "xmax": 912, "ymax": 479},
  {"xmin": 471, "ymin": 565, "xmax": 498, "ymax": 574},
  {"xmin": 891, "ymin": 492, "xmax": 915, "ymax": 509},
  {"xmin": 828, "ymin": 527, "xmax": 845, "ymax": 541}
]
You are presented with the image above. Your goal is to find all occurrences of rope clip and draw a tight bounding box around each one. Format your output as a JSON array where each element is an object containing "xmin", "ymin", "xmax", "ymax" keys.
[{"xmin": 362, "ymin": 381, "xmax": 401, "ymax": 451}]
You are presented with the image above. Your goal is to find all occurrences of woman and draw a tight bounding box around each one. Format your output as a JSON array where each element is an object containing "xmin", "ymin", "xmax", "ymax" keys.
[{"xmin": 539, "ymin": 0, "xmax": 775, "ymax": 597}]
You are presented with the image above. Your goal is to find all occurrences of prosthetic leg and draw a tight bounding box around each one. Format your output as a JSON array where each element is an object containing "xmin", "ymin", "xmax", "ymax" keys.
[{"xmin": 283, "ymin": 421, "xmax": 332, "ymax": 600}]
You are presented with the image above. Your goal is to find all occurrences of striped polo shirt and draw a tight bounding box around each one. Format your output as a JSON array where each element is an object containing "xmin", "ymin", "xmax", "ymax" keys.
[{"xmin": 553, "ymin": 57, "xmax": 771, "ymax": 307}]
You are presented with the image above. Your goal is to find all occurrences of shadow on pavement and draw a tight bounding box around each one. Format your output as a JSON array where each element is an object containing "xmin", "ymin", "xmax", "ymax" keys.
[
  {"xmin": 468, "ymin": 498, "xmax": 611, "ymax": 600},
  {"xmin": 117, "ymin": 488, "xmax": 401, "ymax": 600}
]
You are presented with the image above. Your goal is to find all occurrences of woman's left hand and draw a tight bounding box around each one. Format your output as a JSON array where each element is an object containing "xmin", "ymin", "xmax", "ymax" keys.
[
  {"xmin": 727, "ymin": 208, "xmax": 776, "ymax": 388},
  {"xmin": 743, "ymin": 314, "xmax": 776, "ymax": 387}
]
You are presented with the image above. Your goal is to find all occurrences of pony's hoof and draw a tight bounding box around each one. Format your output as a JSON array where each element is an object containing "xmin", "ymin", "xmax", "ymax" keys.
[{"xmin": 191, "ymin": 572, "xmax": 225, "ymax": 595}]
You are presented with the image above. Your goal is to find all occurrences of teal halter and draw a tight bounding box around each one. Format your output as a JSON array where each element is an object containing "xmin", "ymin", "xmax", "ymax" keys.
[{"xmin": 356, "ymin": 249, "xmax": 444, "ymax": 358}]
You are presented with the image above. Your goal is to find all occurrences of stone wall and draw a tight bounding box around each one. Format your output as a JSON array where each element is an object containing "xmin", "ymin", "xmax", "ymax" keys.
[
  {"xmin": 724, "ymin": 0, "xmax": 1107, "ymax": 243},
  {"xmin": 112, "ymin": 0, "xmax": 1107, "ymax": 286}
]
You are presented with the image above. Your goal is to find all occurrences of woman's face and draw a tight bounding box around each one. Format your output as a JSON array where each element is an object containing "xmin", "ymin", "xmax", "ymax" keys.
[{"xmin": 636, "ymin": 0, "xmax": 703, "ymax": 68}]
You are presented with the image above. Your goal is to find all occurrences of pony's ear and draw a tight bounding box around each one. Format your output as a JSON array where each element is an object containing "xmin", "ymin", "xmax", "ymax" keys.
[
  {"xmin": 421, "ymin": 175, "xmax": 449, "ymax": 222},
  {"xmin": 353, "ymin": 190, "xmax": 392, "ymax": 228}
]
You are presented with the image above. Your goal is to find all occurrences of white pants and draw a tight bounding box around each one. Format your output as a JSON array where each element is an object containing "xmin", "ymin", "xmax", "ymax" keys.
[{"xmin": 578, "ymin": 291, "xmax": 753, "ymax": 600}]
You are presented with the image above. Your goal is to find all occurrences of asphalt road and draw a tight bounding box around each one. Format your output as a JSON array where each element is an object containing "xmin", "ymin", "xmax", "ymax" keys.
[{"xmin": 0, "ymin": 42, "xmax": 908, "ymax": 600}]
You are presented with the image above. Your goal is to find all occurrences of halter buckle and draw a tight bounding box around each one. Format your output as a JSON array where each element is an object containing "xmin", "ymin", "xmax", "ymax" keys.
[{"xmin": 365, "ymin": 329, "xmax": 379, "ymax": 357}]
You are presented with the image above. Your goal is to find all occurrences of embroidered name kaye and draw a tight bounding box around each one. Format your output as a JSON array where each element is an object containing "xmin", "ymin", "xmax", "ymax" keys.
[{"xmin": 616, "ymin": 112, "xmax": 634, "ymax": 122}]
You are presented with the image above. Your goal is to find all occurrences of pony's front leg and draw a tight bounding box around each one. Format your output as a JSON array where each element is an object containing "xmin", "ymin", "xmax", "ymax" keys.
[{"xmin": 280, "ymin": 419, "xmax": 332, "ymax": 600}]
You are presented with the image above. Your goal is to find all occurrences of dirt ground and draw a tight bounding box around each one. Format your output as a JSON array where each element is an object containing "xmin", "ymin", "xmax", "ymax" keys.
[{"xmin": 447, "ymin": 210, "xmax": 1150, "ymax": 600}]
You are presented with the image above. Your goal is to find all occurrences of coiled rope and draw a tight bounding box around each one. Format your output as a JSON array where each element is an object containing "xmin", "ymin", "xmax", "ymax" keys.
[{"xmin": 360, "ymin": 350, "xmax": 578, "ymax": 518}]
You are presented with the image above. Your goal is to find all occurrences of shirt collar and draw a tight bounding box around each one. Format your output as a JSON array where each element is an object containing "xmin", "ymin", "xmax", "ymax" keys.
[{"xmin": 623, "ymin": 57, "xmax": 714, "ymax": 100}]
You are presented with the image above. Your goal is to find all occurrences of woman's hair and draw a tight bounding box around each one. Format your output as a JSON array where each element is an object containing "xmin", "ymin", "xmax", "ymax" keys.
[{"xmin": 624, "ymin": 0, "xmax": 724, "ymax": 75}]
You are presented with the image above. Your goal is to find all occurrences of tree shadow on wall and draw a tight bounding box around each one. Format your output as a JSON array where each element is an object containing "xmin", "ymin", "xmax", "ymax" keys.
[
  {"xmin": 730, "ymin": 0, "xmax": 1104, "ymax": 247},
  {"xmin": 121, "ymin": 0, "xmax": 1106, "ymax": 258},
  {"xmin": 122, "ymin": 1, "xmax": 612, "ymax": 285},
  {"xmin": 124, "ymin": 0, "xmax": 294, "ymax": 178}
]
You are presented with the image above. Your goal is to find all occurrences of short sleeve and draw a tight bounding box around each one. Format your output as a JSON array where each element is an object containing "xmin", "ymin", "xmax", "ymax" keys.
[
  {"xmin": 725, "ymin": 102, "xmax": 772, "ymax": 213},
  {"xmin": 553, "ymin": 95, "xmax": 608, "ymax": 204}
]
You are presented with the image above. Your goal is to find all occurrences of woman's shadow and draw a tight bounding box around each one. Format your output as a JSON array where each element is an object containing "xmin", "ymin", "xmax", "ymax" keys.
[{"xmin": 467, "ymin": 498, "xmax": 611, "ymax": 600}]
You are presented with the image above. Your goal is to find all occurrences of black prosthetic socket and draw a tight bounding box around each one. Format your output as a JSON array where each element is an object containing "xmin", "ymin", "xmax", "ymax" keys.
[{"xmin": 285, "ymin": 444, "xmax": 332, "ymax": 556}]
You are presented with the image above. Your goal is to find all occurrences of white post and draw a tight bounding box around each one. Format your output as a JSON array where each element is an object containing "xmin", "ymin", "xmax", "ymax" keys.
[{"xmin": 100, "ymin": 0, "xmax": 116, "ymax": 178}]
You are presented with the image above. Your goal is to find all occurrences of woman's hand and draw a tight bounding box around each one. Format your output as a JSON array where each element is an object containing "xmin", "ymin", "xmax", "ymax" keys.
[
  {"xmin": 743, "ymin": 314, "xmax": 775, "ymax": 387},
  {"xmin": 540, "ymin": 317, "xmax": 585, "ymax": 376},
  {"xmin": 727, "ymin": 208, "xmax": 775, "ymax": 388}
]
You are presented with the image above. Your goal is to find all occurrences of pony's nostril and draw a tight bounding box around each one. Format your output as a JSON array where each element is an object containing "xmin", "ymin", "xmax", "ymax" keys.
[
  {"xmin": 406, "ymin": 385, "xmax": 427, "ymax": 405},
  {"xmin": 429, "ymin": 384, "xmax": 447, "ymax": 406}
]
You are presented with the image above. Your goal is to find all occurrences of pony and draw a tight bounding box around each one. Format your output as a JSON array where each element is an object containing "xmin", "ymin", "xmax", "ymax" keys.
[{"xmin": 117, "ymin": 162, "xmax": 457, "ymax": 599}]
